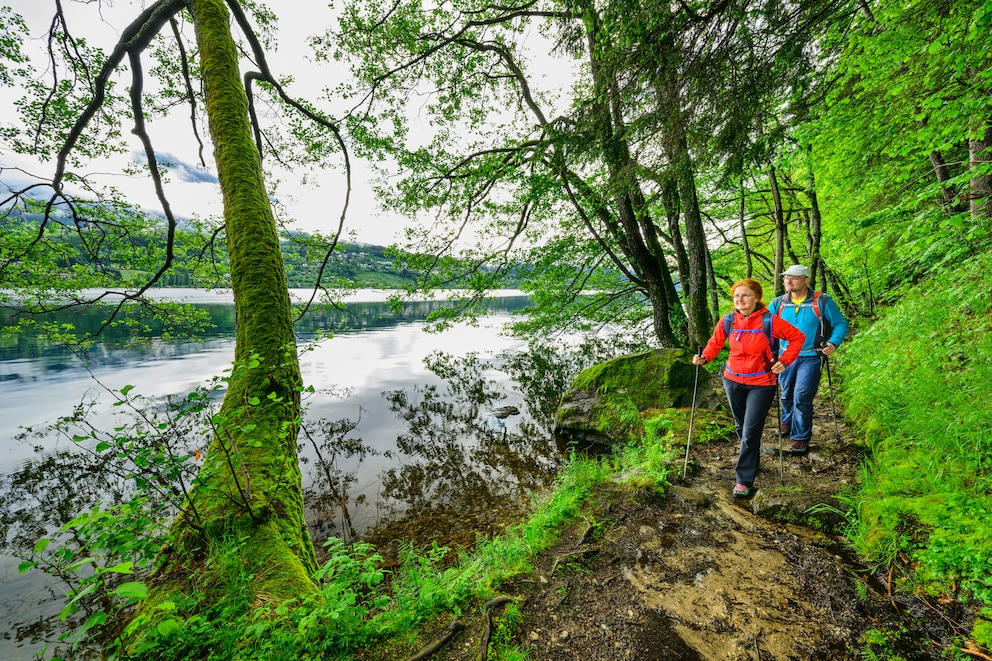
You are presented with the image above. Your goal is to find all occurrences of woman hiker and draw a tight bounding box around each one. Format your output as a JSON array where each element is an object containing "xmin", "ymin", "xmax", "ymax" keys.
[{"xmin": 692, "ymin": 278, "xmax": 805, "ymax": 498}]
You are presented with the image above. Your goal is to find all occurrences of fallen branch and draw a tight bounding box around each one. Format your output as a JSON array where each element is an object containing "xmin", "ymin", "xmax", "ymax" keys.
[
  {"xmin": 480, "ymin": 611, "xmax": 493, "ymax": 661},
  {"xmin": 403, "ymin": 618, "xmax": 466, "ymax": 661}
]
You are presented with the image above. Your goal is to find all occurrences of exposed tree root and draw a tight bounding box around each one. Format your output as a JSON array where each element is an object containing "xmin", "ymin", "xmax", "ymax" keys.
[
  {"xmin": 960, "ymin": 641, "xmax": 992, "ymax": 661},
  {"xmin": 403, "ymin": 618, "xmax": 466, "ymax": 661},
  {"xmin": 479, "ymin": 596, "xmax": 515, "ymax": 661},
  {"xmin": 550, "ymin": 545, "xmax": 599, "ymax": 577}
]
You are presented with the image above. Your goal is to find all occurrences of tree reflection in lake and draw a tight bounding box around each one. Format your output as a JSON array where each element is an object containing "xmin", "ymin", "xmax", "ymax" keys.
[
  {"xmin": 299, "ymin": 413, "xmax": 366, "ymax": 547},
  {"xmin": 0, "ymin": 292, "xmax": 648, "ymax": 659}
]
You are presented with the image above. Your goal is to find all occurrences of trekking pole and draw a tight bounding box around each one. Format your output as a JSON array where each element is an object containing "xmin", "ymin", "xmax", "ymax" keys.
[
  {"xmin": 776, "ymin": 382, "xmax": 784, "ymax": 486},
  {"xmin": 774, "ymin": 348, "xmax": 784, "ymax": 486},
  {"xmin": 682, "ymin": 346, "xmax": 701, "ymax": 480},
  {"xmin": 822, "ymin": 353, "xmax": 841, "ymax": 440}
]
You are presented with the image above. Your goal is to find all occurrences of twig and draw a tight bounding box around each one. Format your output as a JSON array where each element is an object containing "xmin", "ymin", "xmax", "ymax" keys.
[
  {"xmin": 550, "ymin": 546, "xmax": 599, "ymax": 576},
  {"xmin": 917, "ymin": 593, "xmax": 966, "ymax": 635},
  {"xmin": 577, "ymin": 516, "xmax": 594, "ymax": 546},
  {"xmin": 887, "ymin": 562, "xmax": 901, "ymax": 615}
]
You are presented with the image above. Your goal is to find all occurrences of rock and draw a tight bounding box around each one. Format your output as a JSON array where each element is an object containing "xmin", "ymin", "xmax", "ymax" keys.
[
  {"xmin": 553, "ymin": 347, "xmax": 720, "ymax": 447},
  {"xmin": 492, "ymin": 405, "xmax": 521, "ymax": 419},
  {"xmin": 668, "ymin": 485, "xmax": 711, "ymax": 508}
]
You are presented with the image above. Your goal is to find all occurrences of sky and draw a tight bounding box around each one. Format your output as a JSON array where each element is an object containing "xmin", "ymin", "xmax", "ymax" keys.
[
  {"xmin": 0, "ymin": 1, "xmax": 578, "ymax": 248},
  {"xmin": 1, "ymin": 0, "xmax": 399, "ymax": 244}
]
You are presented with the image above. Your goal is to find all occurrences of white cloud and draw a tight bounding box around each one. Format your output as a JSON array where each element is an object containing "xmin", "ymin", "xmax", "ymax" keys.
[{"xmin": 1, "ymin": 0, "xmax": 405, "ymax": 246}]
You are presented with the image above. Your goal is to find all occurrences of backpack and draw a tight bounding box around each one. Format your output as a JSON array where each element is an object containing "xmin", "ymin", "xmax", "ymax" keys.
[
  {"xmin": 772, "ymin": 291, "xmax": 833, "ymax": 350},
  {"xmin": 722, "ymin": 309, "xmax": 777, "ymax": 358}
]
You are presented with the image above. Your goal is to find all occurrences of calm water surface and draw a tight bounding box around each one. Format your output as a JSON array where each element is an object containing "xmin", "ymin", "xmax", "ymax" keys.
[{"xmin": 0, "ymin": 289, "xmax": 564, "ymax": 660}]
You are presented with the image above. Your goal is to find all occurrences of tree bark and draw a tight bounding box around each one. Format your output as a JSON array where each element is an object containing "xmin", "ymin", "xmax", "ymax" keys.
[
  {"xmin": 768, "ymin": 165, "xmax": 786, "ymax": 296},
  {"xmin": 969, "ymin": 125, "xmax": 992, "ymax": 219},
  {"xmin": 929, "ymin": 150, "xmax": 965, "ymax": 212},
  {"xmin": 158, "ymin": 0, "xmax": 318, "ymax": 601},
  {"xmin": 740, "ymin": 180, "xmax": 753, "ymax": 278},
  {"xmin": 583, "ymin": 10, "xmax": 685, "ymax": 347},
  {"xmin": 806, "ymin": 153, "xmax": 824, "ymax": 291}
]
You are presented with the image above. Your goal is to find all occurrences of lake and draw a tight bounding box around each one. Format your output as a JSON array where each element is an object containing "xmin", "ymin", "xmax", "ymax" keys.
[{"xmin": 0, "ymin": 289, "xmax": 568, "ymax": 660}]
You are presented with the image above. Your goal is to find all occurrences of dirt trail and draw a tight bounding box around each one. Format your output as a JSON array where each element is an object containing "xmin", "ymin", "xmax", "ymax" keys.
[{"xmin": 426, "ymin": 380, "xmax": 968, "ymax": 660}]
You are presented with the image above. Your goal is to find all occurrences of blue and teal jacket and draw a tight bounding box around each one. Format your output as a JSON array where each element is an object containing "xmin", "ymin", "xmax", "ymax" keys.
[{"xmin": 769, "ymin": 290, "xmax": 849, "ymax": 357}]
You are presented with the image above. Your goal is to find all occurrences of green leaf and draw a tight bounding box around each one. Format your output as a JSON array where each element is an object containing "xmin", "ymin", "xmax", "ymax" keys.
[
  {"xmin": 120, "ymin": 384, "xmax": 135, "ymax": 395},
  {"xmin": 34, "ymin": 538, "xmax": 51, "ymax": 554},
  {"xmin": 105, "ymin": 561, "xmax": 134, "ymax": 574},
  {"xmin": 18, "ymin": 561, "xmax": 39, "ymax": 572},
  {"xmin": 65, "ymin": 556, "xmax": 97, "ymax": 572},
  {"xmin": 78, "ymin": 610, "xmax": 107, "ymax": 636},
  {"xmin": 247, "ymin": 396, "xmax": 261, "ymax": 405},
  {"xmin": 156, "ymin": 618, "xmax": 182, "ymax": 637},
  {"xmin": 61, "ymin": 583, "xmax": 99, "ymax": 621},
  {"xmin": 114, "ymin": 581, "xmax": 149, "ymax": 600}
]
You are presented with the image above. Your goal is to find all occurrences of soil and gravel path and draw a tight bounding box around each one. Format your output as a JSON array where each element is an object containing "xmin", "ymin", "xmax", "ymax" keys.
[{"xmin": 418, "ymin": 376, "xmax": 973, "ymax": 660}]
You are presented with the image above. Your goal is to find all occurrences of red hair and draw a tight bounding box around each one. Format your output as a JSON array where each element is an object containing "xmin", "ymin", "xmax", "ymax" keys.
[{"xmin": 730, "ymin": 278, "xmax": 766, "ymax": 308}]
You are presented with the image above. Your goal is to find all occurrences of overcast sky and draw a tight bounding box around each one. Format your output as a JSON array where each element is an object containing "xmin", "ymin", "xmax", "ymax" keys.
[
  {"xmin": 1, "ymin": 0, "xmax": 404, "ymax": 245},
  {"xmin": 1, "ymin": 1, "xmax": 576, "ymax": 247}
]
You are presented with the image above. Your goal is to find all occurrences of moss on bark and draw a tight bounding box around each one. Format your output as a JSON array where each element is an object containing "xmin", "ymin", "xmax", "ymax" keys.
[{"xmin": 150, "ymin": 0, "xmax": 318, "ymax": 612}]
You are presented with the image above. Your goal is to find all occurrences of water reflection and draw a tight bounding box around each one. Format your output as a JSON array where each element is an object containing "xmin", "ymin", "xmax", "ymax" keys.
[{"xmin": 0, "ymin": 292, "xmax": 577, "ymax": 660}]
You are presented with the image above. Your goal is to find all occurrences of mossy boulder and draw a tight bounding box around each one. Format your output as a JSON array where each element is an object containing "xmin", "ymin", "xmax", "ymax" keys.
[{"xmin": 554, "ymin": 347, "xmax": 719, "ymax": 447}]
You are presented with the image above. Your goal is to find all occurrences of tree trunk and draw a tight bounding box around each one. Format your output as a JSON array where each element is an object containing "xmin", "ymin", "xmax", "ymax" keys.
[
  {"xmin": 929, "ymin": 150, "xmax": 965, "ymax": 212},
  {"xmin": 969, "ymin": 125, "xmax": 992, "ymax": 219},
  {"xmin": 768, "ymin": 165, "xmax": 786, "ymax": 296},
  {"xmin": 740, "ymin": 180, "xmax": 753, "ymax": 278},
  {"xmin": 652, "ymin": 38, "xmax": 710, "ymax": 347},
  {"xmin": 674, "ymin": 147, "xmax": 713, "ymax": 348},
  {"xmin": 806, "ymin": 154, "xmax": 824, "ymax": 291},
  {"xmin": 583, "ymin": 13, "xmax": 685, "ymax": 347},
  {"xmin": 157, "ymin": 0, "xmax": 318, "ymax": 602}
]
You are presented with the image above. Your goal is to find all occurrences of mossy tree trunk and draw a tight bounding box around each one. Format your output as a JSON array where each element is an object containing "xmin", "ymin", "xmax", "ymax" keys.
[{"xmin": 157, "ymin": 0, "xmax": 318, "ymax": 600}]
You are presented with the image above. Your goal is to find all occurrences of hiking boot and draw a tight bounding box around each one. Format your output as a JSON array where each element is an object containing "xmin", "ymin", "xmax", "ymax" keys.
[
  {"xmin": 789, "ymin": 440, "xmax": 809, "ymax": 455},
  {"xmin": 779, "ymin": 423, "xmax": 791, "ymax": 435},
  {"xmin": 733, "ymin": 483, "xmax": 752, "ymax": 498}
]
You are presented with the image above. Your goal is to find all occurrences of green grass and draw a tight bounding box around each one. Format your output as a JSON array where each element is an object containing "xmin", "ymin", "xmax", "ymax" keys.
[
  {"xmin": 109, "ymin": 453, "xmax": 612, "ymax": 660},
  {"xmin": 109, "ymin": 401, "xmax": 727, "ymax": 660},
  {"xmin": 840, "ymin": 252, "xmax": 992, "ymax": 604}
]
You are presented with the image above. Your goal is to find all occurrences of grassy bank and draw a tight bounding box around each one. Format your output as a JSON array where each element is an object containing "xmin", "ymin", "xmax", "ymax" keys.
[
  {"xmin": 839, "ymin": 253, "xmax": 992, "ymax": 644},
  {"xmin": 96, "ymin": 403, "xmax": 715, "ymax": 660}
]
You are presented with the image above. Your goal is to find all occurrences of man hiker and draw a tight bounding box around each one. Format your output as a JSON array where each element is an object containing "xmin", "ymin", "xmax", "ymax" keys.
[{"xmin": 769, "ymin": 265, "xmax": 850, "ymax": 454}]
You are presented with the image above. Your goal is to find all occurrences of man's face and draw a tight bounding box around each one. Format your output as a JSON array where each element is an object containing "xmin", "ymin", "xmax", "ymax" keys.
[{"xmin": 783, "ymin": 275, "xmax": 809, "ymax": 293}]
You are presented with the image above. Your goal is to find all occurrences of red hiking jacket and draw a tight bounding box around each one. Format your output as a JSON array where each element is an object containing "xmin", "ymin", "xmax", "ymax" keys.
[{"xmin": 700, "ymin": 305, "xmax": 805, "ymax": 386}]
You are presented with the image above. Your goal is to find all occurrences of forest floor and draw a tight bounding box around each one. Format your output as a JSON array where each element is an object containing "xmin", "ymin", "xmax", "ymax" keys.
[{"xmin": 403, "ymin": 374, "xmax": 977, "ymax": 661}]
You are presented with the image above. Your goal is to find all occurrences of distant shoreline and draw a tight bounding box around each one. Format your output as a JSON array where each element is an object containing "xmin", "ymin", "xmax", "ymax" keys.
[{"xmin": 1, "ymin": 287, "xmax": 529, "ymax": 305}]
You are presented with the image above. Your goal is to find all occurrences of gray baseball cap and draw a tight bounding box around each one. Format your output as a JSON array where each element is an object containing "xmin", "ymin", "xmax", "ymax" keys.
[{"xmin": 781, "ymin": 265, "xmax": 811, "ymax": 278}]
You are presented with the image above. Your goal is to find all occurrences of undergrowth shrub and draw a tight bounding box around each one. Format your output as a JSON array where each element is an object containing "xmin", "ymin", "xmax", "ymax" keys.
[{"xmin": 841, "ymin": 253, "xmax": 992, "ymax": 604}]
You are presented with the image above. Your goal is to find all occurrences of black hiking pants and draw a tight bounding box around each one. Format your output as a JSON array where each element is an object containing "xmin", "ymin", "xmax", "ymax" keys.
[{"xmin": 723, "ymin": 378, "xmax": 776, "ymax": 487}]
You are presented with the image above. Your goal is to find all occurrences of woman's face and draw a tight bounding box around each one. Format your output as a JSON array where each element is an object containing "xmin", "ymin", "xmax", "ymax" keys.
[{"xmin": 733, "ymin": 286, "xmax": 758, "ymax": 315}]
